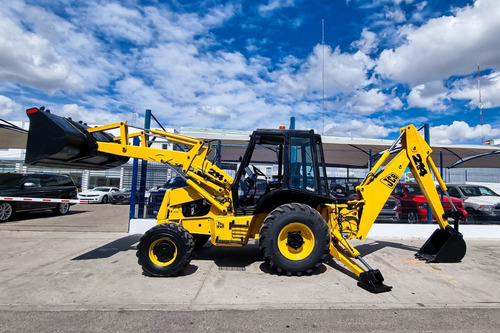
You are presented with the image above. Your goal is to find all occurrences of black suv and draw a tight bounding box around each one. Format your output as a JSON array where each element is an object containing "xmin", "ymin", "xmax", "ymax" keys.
[{"xmin": 0, "ymin": 173, "xmax": 78, "ymax": 222}]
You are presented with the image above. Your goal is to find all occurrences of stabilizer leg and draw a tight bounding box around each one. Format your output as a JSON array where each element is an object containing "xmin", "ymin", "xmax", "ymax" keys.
[{"xmin": 330, "ymin": 231, "xmax": 392, "ymax": 293}]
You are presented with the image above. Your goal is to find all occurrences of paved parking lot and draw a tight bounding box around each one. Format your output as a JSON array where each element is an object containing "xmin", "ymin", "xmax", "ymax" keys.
[
  {"xmin": 1, "ymin": 204, "xmax": 500, "ymax": 332},
  {"xmin": 0, "ymin": 202, "xmax": 130, "ymax": 232}
]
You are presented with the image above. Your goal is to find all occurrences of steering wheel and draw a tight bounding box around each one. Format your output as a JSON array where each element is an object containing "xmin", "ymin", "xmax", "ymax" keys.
[{"xmin": 251, "ymin": 164, "xmax": 266, "ymax": 177}]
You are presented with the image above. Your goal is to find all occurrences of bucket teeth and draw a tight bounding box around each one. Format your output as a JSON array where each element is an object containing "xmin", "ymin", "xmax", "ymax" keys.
[{"xmin": 415, "ymin": 252, "xmax": 435, "ymax": 262}]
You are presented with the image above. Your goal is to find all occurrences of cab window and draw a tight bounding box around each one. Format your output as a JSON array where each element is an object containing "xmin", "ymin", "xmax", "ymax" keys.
[{"xmin": 289, "ymin": 136, "xmax": 317, "ymax": 192}]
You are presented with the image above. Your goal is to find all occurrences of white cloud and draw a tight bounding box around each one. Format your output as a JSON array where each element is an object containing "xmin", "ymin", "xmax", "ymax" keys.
[
  {"xmin": 450, "ymin": 71, "xmax": 500, "ymax": 109},
  {"xmin": 385, "ymin": 6, "xmax": 406, "ymax": 23},
  {"xmin": 83, "ymin": 3, "xmax": 152, "ymax": 44},
  {"xmin": 258, "ymin": 0, "xmax": 296, "ymax": 15},
  {"xmin": 0, "ymin": 17, "xmax": 82, "ymax": 90},
  {"xmin": 407, "ymin": 81, "xmax": 448, "ymax": 110},
  {"xmin": 324, "ymin": 119, "xmax": 392, "ymax": 138},
  {"xmin": 0, "ymin": 95, "xmax": 22, "ymax": 117},
  {"xmin": 351, "ymin": 28, "xmax": 379, "ymax": 54},
  {"xmin": 376, "ymin": 0, "xmax": 500, "ymax": 86},
  {"xmin": 56, "ymin": 103, "xmax": 140, "ymax": 126},
  {"xmin": 1, "ymin": 0, "xmax": 496, "ymax": 146},
  {"xmin": 349, "ymin": 88, "xmax": 402, "ymax": 114},
  {"xmin": 277, "ymin": 45, "xmax": 375, "ymax": 99},
  {"xmin": 197, "ymin": 105, "xmax": 231, "ymax": 119},
  {"xmin": 430, "ymin": 121, "xmax": 500, "ymax": 144}
]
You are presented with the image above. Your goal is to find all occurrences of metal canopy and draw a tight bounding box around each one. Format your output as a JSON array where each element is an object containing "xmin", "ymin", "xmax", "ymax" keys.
[
  {"xmin": 0, "ymin": 123, "xmax": 27, "ymax": 149},
  {"xmin": 182, "ymin": 129, "xmax": 500, "ymax": 169},
  {"xmin": 1, "ymin": 124, "xmax": 498, "ymax": 169}
]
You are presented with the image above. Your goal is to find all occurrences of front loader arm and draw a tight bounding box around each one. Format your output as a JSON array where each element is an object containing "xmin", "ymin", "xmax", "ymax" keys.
[
  {"xmin": 24, "ymin": 107, "xmax": 234, "ymax": 215},
  {"xmin": 90, "ymin": 122, "xmax": 234, "ymax": 214}
]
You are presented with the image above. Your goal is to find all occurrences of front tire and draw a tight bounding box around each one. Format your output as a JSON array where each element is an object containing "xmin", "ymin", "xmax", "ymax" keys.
[
  {"xmin": 407, "ymin": 209, "xmax": 419, "ymax": 224},
  {"xmin": 0, "ymin": 202, "xmax": 15, "ymax": 222},
  {"xmin": 259, "ymin": 203, "xmax": 330, "ymax": 275},
  {"xmin": 137, "ymin": 223, "xmax": 194, "ymax": 277},
  {"xmin": 101, "ymin": 195, "xmax": 109, "ymax": 204}
]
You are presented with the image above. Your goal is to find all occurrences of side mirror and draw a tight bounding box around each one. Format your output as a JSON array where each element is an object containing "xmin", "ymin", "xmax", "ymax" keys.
[{"xmin": 23, "ymin": 182, "xmax": 36, "ymax": 188}]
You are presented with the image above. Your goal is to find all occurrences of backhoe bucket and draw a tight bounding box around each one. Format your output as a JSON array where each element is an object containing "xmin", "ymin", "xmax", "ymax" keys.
[
  {"xmin": 25, "ymin": 107, "xmax": 128, "ymax": 170},
  {"xmin": 415, "ymin": 227, "xmax": 466, "ymax": 263}
]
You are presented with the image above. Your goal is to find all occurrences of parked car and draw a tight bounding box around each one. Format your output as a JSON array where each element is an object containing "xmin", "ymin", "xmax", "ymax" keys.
[
  {"xmin": 348, "ymin": 193, "xmax": 401, "ymax": 223},
  {"xmin": 333, "ymin": 182, "xmax": 401, "ymax": 222},
  {"xmin": 110, "ymin": 188, "xmax": 132, "ymax": 204},
  {"xmin": 78, "ymin": 186, "xmax": 120, "ymax": 204},
  {"xmin": 392, "ymin": 183, "xmax": 467, "ymax": 224},
  {"xmin": 437, "ymin": 184, "xmax": 500, "ymax": 223},
  {"xmin": 0, "ymin": 172, "xmax": 77, "ymax": 222}
]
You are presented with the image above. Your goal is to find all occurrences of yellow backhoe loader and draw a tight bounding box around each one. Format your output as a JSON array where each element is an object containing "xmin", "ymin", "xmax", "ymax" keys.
[{"xmin": 24, "ymin": 107, "xmax": 466, "ymax": 293}]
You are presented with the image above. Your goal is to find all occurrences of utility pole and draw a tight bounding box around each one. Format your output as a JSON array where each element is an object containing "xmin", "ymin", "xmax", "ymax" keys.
[{"xmin": 478, "ymin": 63, "xmax": 484, "ymax": 144}]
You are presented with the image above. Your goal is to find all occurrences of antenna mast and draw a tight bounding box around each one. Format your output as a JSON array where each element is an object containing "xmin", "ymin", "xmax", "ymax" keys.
[
  {"xmin": 478, "ymin": 63, "xmax": 484, "ymax": 144},
  {"xmin": 322, "ymin": 19, "xmax": 325, "ymax": 135}
]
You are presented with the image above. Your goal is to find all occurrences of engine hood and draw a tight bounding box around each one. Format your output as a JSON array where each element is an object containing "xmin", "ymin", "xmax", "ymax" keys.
[{"xmin": 465, "ymin": 196, "xmax": 500, "ymax": 205}]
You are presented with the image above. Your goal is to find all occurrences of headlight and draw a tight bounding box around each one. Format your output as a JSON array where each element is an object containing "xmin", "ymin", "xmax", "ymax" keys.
[
  {"xmin": 478, "ymin": 205, "xmax": 494, "ymax": 211},
  {"xmin": 418, "ymin": 203, "xmax": 428, "ymax": 209}
]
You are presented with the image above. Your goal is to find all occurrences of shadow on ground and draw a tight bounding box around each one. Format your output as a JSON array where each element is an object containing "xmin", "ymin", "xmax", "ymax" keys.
[{"xmin": 72, "ymin": 234, "xmax": 141, "ymax": 260}]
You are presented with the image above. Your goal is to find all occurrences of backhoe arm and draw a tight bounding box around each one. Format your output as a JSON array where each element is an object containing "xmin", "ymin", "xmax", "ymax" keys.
[
  {"xmin": 325, "ymin": 124, "xmax": 466, "ymax": 293},
  {"xmin": 352, "ymin": 124, "xmax": 455, "ymax": 239}
]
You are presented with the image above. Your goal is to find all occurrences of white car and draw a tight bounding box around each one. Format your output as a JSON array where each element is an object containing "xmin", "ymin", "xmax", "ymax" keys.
[
  {"xmin": 78, "ymin": 187, "xmax": 120, "ymax": 204},
  {"xmin": 438, "ymin": 184, "xmax": 500, "ymax": 223}
]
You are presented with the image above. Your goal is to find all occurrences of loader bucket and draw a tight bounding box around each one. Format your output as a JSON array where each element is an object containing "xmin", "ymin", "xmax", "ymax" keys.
[
  {"xmin": 415, "ymin": 227, "xmax": 466, "ymax": 263},
  {"xmin": 25, "ymin": 107, "xmax": 128, "ymax": 170}
]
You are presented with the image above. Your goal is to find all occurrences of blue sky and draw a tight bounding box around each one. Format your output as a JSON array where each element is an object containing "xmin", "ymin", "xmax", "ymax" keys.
[{"xmin": 1, "ymin": 0, "xmax": 499, "ymax": 144}]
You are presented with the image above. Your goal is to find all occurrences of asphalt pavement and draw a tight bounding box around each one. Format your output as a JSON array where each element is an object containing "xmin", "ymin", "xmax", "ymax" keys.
[{"xmin": 0, "ymin": 204, "xmax": 499, "ymax": 332}]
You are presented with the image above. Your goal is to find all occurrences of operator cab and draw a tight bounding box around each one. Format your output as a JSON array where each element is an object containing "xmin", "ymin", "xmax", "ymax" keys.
[{"xmin": 233, "ymin": 129, "xmax": 332, "ymax": 215}]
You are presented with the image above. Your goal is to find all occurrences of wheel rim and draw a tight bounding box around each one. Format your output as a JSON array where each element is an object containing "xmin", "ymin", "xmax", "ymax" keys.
[
  {"xmin": 59, "ymin": 203, "xmax": 69, "ymax": 214},
  {"xmin": 149, "ymin": 238, "xmax": 177, "ymax": 266},
  {"xmin": 0, "ymin": 203, "xmax": 13, "ymax": 221},
  {"xmin": 278, "ymin": 222, "xmax": 315, "ymax": 261},
  {"xmin": 408, "ymin": 212, "xmax": 417, "ymax": 224}
]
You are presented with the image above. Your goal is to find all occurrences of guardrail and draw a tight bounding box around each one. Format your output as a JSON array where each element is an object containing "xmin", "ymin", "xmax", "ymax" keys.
[{"xmin": 0, "ymin": 196, "xmax": 89, "ymax": 204}]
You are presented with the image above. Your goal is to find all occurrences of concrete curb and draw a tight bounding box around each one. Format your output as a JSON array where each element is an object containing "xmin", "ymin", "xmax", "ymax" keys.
[{"xmin": 129, "ymin": 218, "xmax": 500, "ymax": 238}]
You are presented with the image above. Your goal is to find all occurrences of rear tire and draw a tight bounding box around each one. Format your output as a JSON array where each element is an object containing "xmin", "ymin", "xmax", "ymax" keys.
[
  {"xmin": 53, "ymin": 202, "xmax": 70, "ymax": 216},
  {"xmin": 137, "ymin": 223, "xmax": 194, "ymax": 277},
  {"xmin": 259, "ymin": 203, "xmax": 330, "ymax": 275},
  {"xmin": 466, "ymin": 211, "xmax": 478, "ymax": 224},
  {"xmin": 0, "ymin": 202, "xmax": 15, "ymax": 222}
]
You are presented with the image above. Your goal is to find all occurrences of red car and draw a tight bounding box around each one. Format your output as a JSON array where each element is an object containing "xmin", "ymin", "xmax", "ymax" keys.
[{"xmin": 392, "ymin": 183, "xmax": 467, "ymax": 223}]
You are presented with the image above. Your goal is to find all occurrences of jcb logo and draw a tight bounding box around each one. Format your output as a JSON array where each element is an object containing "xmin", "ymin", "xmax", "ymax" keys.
[
  {"xmin": 380, "ymin": 173, "xmax": 399, "ymax": 189},
  {"xmin": 216, "ymin": 221, "xmax": 224, "ymax": 229}
]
